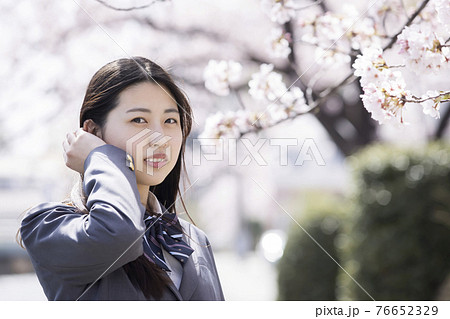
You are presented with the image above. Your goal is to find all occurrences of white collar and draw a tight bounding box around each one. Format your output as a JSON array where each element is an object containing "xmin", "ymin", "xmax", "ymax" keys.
[{"xmin": 147, "ymin": 191, "xmax": 163, "ymax": 215}]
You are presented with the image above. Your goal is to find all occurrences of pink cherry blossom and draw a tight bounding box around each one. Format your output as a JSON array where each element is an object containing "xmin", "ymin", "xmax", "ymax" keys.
[
  {"xmin": 203, "ymin": 60, "xmax": 243, "ymax": 96},
  {"xmin": 266, "ymin": 27, "xmax": 292, "ymax": 59},
  {"xmin": 397, "ymin": 23, "xmax": 449, "ymax": 75},
  {"xmin": 248, "ymin": 64, "xmax": 287, "ymax": 101},
  {"xmin": 261, "ymin": 0, "xmax": 297, "ymax": 24}
]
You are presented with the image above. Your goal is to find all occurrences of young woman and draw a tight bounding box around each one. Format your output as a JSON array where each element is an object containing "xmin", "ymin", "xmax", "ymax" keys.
[{"xmin": 19, "ymin": 57, "xmax": 225, "ymax": 301}]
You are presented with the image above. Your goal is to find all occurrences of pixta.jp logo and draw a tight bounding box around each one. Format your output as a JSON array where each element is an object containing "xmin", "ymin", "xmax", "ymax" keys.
[{"xmin": 126, "ymin": 128, "xmax": 172, "ymax": 175}]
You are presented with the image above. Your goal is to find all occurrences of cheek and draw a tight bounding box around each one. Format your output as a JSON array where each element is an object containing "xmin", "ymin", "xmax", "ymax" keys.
[
  {"xmin": 102, "ymin": 127, "xmax": 130, "ymax": 151},
  {"xmin": 170, "ymin": 132, "xmax": 183, "ymax": 156}
]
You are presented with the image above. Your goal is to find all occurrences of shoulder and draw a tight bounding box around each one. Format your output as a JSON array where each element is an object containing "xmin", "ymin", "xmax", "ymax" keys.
[
  {"xmin": 23, "ymin": 201, "xmax": 80, "ymax": 219},
  {"xmin": 178, "ymin": 217, "xmax": 211, "ymax": 246},
  {"xmin": 21, "ymin": 202, "xmax": 81, "ymax": 232},
  {"xmin": 20, "ymin": 201, "xmax": 82, "ymax": 247},
  {"xmin": 177, "ymin": 216, "xmax": 221, "ymax": 275}
]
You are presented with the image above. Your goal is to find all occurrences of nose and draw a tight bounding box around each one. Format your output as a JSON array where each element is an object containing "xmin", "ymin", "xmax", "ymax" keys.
[
  {"xmin": 146, "ymin": 120, "xmax": 172, "ymax": 149},
  {"xmin": 149, "ymin": 135, "xmax": 170, "ymax": 149},
  {"xmin": 147, "ymin": 128, "xmax": 169, "ymax": 149}
]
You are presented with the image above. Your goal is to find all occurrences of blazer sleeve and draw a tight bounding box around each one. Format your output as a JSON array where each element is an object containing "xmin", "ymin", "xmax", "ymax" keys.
[{"xmin": 20, "ymin": 144, "xmax": 146, "ymax": 285}]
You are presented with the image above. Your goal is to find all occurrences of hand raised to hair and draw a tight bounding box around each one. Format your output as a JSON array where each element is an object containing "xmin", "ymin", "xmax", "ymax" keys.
[{"xmin": 62, "ymin": 128, "xmax": 106, "ymax": 174}]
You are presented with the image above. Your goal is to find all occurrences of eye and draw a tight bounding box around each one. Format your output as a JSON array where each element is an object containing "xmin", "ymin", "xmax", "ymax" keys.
[
  {"xmin": 165, "ymin": 118, "xmax": 178, "ymax": 124},
  {"xmin": 131, "ymin": 117, "xmax": 147, "ymax": 124}
]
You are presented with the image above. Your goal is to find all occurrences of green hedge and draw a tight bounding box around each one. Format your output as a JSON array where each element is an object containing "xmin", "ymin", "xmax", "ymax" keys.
[
  {"xmin": 339, "ymin": 143, "xmax": 450, "ymax": 300},
  {"xmin": 277, "ymin": 192, "xmax": 348, "ymax": 300}
]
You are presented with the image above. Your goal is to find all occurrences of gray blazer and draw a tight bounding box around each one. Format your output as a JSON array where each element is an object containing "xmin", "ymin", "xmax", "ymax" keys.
[{"xmin": 20, "ymin": 144, "xmax": 225, "ymax": 301}]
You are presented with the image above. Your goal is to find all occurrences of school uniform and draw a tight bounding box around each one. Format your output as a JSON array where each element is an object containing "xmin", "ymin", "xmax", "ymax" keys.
[{"xmin": 20, "ymin": 144, "xmax": 225, "ymax": 301}]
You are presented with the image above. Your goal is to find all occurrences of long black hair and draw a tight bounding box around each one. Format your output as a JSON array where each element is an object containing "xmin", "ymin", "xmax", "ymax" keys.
[{"xmin": 74, "ymin": 57, "xmax": 194, "ymax": 300}]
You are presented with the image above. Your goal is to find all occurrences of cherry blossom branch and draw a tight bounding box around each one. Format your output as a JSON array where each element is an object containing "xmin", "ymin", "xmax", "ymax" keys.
[
  {"xmin": 93, "ymin": 0, "xmax": 164, "ymax": 11},
  {"xmin": 388, "ymin": 64, "xmax": 406, "ymax": 68},
  {"xmin": 284, "ymin": 20, "xmax": 298, "ymax": 68},
  {"xmin": 403, "ymin": 91, "xmax": 450, "ymax": 104},
  {"xmin": 235, "ymin": 105, "xmax": 320, "ymax": 138},
  {"xmin": 306, "ymin": 68, "xmax": 327, "ymax": 106},
  {"xmin": 399, "ymin": 0, "xmax": 411, "ymax": 19},
  {"xmin": 382, "ymin": 0, "xmax": 430, "ymax": 51},
  {"xmin": 293, "ymin": 38, "xmax": 358, "ymax": 57},
  {"xmin": 201, "ymin": 0, "xmax": 445, "ymax": 144},
  {"xmin": 294, "ymin": 0, "xmax": 325, "ymax": 11},
  {"xmin": 316, "ymin": 0, "xmax": 431, "ymax": 104},
  {"xmin": 317, "ymin": 73, "xmax": 356, "ymax": 100}
]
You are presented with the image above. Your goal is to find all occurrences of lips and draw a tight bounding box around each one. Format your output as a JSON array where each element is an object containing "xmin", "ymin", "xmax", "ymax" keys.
[
  {"xmin": 144, "ymin": 153, "xmax": 168, "ymax": 168},
  {"xmin": 145, "ymin": 153, "xmax": 167, "ymax": 161}
]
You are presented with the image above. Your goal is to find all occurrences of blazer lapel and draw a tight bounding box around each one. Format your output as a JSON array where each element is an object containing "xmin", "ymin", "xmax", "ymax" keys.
[
  {"xmin": 161, "ymin": 253, "xmax": 199, "ymax": 301},
  {"xmin": 178, "ymin": 248, "xmax": 199, "ymax": 300},
  {"xmin": 158, "ymin": 202, "xmax": 199, "ymax": 301},
  {"xmin": 164, "ymin": 274, "xmax": 183, "ymax": 300}
]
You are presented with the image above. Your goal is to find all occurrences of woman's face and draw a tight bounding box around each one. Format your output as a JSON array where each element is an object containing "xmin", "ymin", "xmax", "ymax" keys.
[{"xmin": 100, "ymin": 81, "xmax": 183, "ymax": 186}]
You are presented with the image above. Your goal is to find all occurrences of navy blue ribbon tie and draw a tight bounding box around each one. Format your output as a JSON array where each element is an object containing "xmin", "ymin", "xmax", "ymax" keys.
[{"xmin": 143, "ymin": 211, "xmax": 194, "ymax": 272}]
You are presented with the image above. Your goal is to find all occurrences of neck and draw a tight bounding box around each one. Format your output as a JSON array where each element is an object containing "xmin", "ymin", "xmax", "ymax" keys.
[{"xmin": 137, "ymin": 184, "xmax": 149, "ymax": 208}]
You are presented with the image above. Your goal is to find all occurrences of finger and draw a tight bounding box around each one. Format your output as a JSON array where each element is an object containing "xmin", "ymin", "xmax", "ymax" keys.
[
  {"xmin": 62, "ymin": 140, "xmax": 69, "ymax": 152},
  {"xmin": 76, "ymin": 127, "xmax": 86, "ymax": 136},
  {"xmin": 66, "ymin": 132, "xmax": 76, "ymax": 144}
]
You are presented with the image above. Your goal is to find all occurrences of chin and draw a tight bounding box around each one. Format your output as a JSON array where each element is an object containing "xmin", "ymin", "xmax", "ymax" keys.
[
  {"xmin": 136, "ymin": 174, "xmax": 166, "ymax": 187},
  {"xmin": 135, "ymin": 158, "xmax": 177, "ymax": 186},
  {"xmin": 136, "ymin": 166, "xmax": 173, "ymax": 186}
]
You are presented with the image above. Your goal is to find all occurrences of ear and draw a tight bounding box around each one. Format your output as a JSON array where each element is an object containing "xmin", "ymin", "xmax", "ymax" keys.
[{"xmin": 83, "ymin": 119, "xmax": 103, "ymax": 139}]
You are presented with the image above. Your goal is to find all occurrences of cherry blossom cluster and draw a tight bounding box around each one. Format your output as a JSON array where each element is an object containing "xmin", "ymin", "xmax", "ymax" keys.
[
  {"xmin": 297, "ymin": 6, "xmax": 383, "ymax": 58},
  {"xmin": 353, "ymin": 46, "xmax": 412, "ymax": 124},
  {"xmin": 198, "ymin": 109, "xmax": 273, "ymax": 140},
  {"xmin": 353, "ymin": 45, "xmax": 449, "ymax": 123},
  {"xmin": 248, "ymin": 63, "xmax": 287, "ymax": 101},
  {"xmin": 261, "ymin": 0, "xmax": 296, "ymax": 25},
  {"xmin": 201, "ymin": 63, "xmax": 309, "ymax": 139},
  {"xmin": 397, "ymin": 22, "xmax": 450, "ymax": 74},
  {"xmin": 262, "ymin": 2, "xmax": 384, "ymax": 64},
  {"xmin": 420, "ymin": 0, "xmax": 450, "ymax": 33},
  {"xmin": 368, "ymin": 0, "xmax": 404, "ymax": 25},
  {"xmin": 421, "ymin": 91, "xmax": 443, "ymax": 119},
  {"xmin": 201, "ymin": 0, "xmax": 450, "ymax": 138},
  {"xmin": 203, "ymin": 60, "xmax": 242, "ymax": 96},
  {"xmin": 249, "ymin": 63, "xmax": 308, "ymax": 114},
  {"xmin": 351, "ymin": 0, "xmax": 450, "ymax": 124},
  {"xmin": 260, "ymin": 0, "xmax": 298, "ymax": 59},
  {"xmin": 266, "ymin": 27, "xmax": 292, "ymax": 59},
  {"xmin": 435, "ymin": 0, "xmax": 450, "ymax": 32}
]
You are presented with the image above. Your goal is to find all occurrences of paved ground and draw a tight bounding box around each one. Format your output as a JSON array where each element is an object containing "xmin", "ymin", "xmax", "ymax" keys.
[
  {"xmin": 215, "ymin": 251, "xmax": 278, "ymax": 301},
  {"xmin": 0, "ymin": 272, "xmax": 45, "ymax": 301},
  {"xmin": 0, "ymin": 251, "xmax": 278, "ymax": 301}
]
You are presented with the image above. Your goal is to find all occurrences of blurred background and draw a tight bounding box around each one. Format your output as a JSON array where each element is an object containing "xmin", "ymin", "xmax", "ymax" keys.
[{"xmin": 0, "ymin": 0, "xmax": 449, "ymax": 300}]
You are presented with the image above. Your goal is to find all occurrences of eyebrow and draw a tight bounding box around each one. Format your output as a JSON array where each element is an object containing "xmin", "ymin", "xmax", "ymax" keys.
[{"xmin": 126, "ymin": 107, "xmax": 179, "ymax": 114}]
